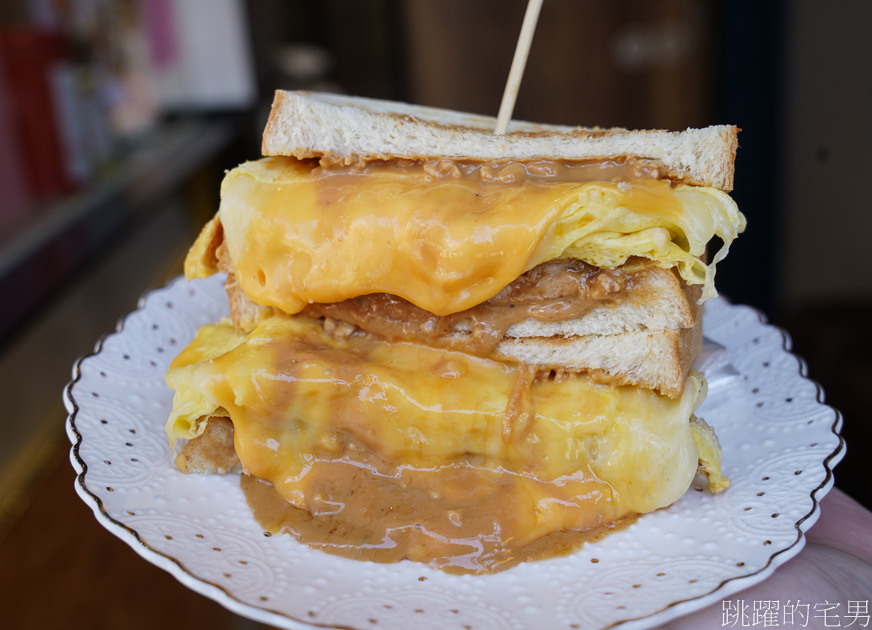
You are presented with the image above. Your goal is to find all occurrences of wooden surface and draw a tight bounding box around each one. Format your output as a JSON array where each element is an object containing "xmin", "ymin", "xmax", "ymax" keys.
[
  {"xmin": 0, "ymin": 124, "xmax": 253, "ymax": 626},
  {"xmin": 0, "ymin": 442, "xmax": 259, "ymax": 630}
]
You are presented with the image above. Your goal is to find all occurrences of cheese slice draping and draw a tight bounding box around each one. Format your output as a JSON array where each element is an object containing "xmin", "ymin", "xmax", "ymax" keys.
[
  {"xmin": 201, "ymin": 157, "xmax": 744, "ymax": 316},
  {"xmin": 166, "ymin": 315, "xmax": 714, "ymax": 524}
]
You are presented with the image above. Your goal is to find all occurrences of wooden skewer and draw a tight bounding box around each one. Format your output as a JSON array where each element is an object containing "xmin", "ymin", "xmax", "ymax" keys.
[{"xmin": 495, "ymin": 0, "xmax": 545, "ymax": 135}]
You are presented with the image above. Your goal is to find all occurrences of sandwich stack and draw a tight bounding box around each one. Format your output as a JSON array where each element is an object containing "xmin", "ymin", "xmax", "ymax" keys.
[{"xmin": 164, "ymin": 91, "xmax": 745, "ymax": 573}]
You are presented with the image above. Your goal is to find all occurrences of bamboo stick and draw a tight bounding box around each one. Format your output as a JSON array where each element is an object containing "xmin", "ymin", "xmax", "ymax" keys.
[{"xmin": 494, "ymin": 0, "xmax": 544, "ymax": 135}]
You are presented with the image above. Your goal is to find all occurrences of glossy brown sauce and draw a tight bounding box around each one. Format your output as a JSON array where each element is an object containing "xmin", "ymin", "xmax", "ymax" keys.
[
  {"xmin": 314, "ymin": 156, "xmax": 668, "ymax": 184},
  {"xmin": 222, "ymin": 156, "xmax": 662, "ymax": 572},
  {"xmin": 303, "ymin": 259, "xmax": 638, "ymax": 355},
  {"xmin": 241, "ymin": 460, "xmax": 637, "ymax": 575}
]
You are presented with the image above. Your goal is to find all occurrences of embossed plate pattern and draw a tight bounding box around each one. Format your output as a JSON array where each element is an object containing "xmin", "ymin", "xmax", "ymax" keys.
[{"xmin": 65, "ymin": 275, "xmax": 844, "ymax": 630}]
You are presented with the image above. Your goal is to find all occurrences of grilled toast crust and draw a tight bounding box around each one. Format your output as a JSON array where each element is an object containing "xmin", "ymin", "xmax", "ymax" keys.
[{"xmin": 263, "ymin": 90, "xmax": 738, "ymax": 192}]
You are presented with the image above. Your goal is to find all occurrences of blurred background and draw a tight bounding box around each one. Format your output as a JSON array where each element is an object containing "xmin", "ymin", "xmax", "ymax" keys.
[{"xmin": 0, "ymin": 0, "xmax": 869, "ymax": 627}]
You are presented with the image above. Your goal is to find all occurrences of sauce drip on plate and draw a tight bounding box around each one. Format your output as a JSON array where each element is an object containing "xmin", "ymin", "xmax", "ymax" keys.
[{"xmin": 241, "ymin": 460, "xmax": 636, "ymax": 575}]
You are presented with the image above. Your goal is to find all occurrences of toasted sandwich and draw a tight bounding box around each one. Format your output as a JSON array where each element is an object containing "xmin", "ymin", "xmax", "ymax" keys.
[{"xmin": 165, "ymin": 90, "xmax": 744, "ymax": 573}]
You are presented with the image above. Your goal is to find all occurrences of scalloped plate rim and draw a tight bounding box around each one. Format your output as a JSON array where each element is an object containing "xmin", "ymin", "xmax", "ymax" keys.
[{"xmin": 63, "ymin": 276, "xmax": 846, "ymax": 630}]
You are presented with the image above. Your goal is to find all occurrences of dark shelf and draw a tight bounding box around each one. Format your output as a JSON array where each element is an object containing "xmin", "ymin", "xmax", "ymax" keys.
[{"xmin": 0, "ymin": 116, "xmax": 236, "ymax": 344}]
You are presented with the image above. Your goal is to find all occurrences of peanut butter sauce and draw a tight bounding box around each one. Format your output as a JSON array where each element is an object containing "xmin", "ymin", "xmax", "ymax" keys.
[
  {"xmin": 314, "ymin": 156, "xmax": 669, "ymax": 184},
  {"xmin": 241, "ymin": 458, "xmax": 637, "ymax": 575},
  {"xmin": 303, "ymin": 259, "xmax": 638, "ymax": 355},
  {"xmin": 169, "ymin": 304, "xmax": 706, "ymax": 575}
]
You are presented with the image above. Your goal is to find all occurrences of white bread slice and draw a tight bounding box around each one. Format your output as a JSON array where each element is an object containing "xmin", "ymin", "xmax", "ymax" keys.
[
  {"xmin": 495, "ymin": 323, "xmax": 702, "ymax": 399},
  {"xmin": 457, "ymin": 264, "xmax": 701, "ymax": 339},
  {"xmin": 225, "ymin": 270, "xmax": 699, "ymax": 339},
  {"xmin": 218, "ymin": 277, "xmax": 698, "ymax": 397},
  {"xmin": 262, "ymin": 90, "xmax": 738, "ymax": 192}
]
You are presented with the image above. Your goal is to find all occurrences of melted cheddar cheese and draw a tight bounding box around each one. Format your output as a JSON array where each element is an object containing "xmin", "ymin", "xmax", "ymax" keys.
[
  {"xmin": 192, "ymin": 157, "xmax": 744, "ymax": 316},
  {"xmin": 166, "ymin": 316, "xmax": 718, "ymax": 536}
]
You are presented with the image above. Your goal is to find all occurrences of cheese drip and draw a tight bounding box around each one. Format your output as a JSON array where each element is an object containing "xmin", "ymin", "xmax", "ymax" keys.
[
  {"xmin": 207, "ymin": 157, "xmax": 744, "ymax": 316},
  {"xmin": 166, "ymin": 316, "xmax": 711, "ymax": 530}
]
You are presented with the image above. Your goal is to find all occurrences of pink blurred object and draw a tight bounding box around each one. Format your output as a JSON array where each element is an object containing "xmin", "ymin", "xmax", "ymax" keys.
[
  {"xmin": 0, "ymin": 34, "xmax": 34, "ymax": 239},
  {"xmin": 140, "ymin": 0, "xmax": 179, "ymax": 69},
  {"xmin": 0, "ymin": 27, "xmax": 73, "ymax": 201}
]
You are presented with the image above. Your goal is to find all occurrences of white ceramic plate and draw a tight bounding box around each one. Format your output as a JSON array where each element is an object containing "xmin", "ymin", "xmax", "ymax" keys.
[{"xmin": 65, "ymin": 275, "xmax": 845, "ymax": 630}]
